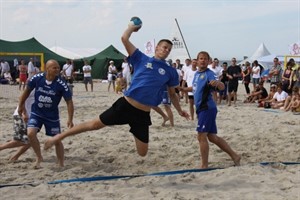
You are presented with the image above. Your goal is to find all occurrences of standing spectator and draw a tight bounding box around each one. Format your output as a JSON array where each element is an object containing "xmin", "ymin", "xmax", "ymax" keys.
[
  {"xmin": 290, "ymin": 63, "xmax": 300, "ymax": 88},
  {"xmin": 251, "ymin": 60, "xmax": 261, "ymax": 91},
  {"xmin": 10, "ymin": 58, "xmax": 19, "ymax": 84},
  {"xmin": 269, "ymin": 57, "xmax": 282, "ymax": 86},
  {"xmin": 218, "ymin": 62, "xmax": 229, "ymax": 104},
  {"xmin": 227, "ymin": 57, "xmax": 242, "ymax": 106},
  {"xmin": 281, "ymin": 61, "xmax": 293, "ymax": 94},
  {"xmin": 242, "ymin": 61, "xmax": 251, "ymax": 95},
  {"xmin": 18, "ymin": 59, "xmax": 74, "ymax": 168},
  {"xmin": 107, "ymin": 60, "xmax": 117, "ymax": 92},
  {"xmin": 208, "ymin": 58, "xmax": 223, "ymax": 102},
  {"xmin": 181, "ymin": 58, "xmax": 192, "ymax": 104},
  {"xmin": 62, "ymin": 59, "xmax": 74, "ymax": 84},
  {"xmin": 18, "ymin": 59, "xmax": 27, "ymax": 90},
  {"xmin": 27, "ymin": 58, "xmax": 36, "ymax": 81},
  {"xmin": 82, "ymin": 60, "xmax": 93, "ymax": 92},
  {"xmin": 121, "ymin": 57, "xmax": 132, "ymax": 90},
  {"xmin": 182, "ymin": 58, "xmax": 197, "ymax": 120}
]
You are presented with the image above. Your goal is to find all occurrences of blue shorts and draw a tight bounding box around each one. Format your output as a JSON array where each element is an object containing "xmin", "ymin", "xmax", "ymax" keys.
[
  {"xmin": 196, "ymin": 108, "xmax": 217, "ymax": 134},
  {"xmin": 161, "ymin": 91, "xmax": 171, "ymax": 105},
  {"xmin": 252, "ymin": 78, "xmax": 260, "ymax": 85},
  {"xmin": 27, "ymin": 114, "xmax": 61, "ymax": 137}
]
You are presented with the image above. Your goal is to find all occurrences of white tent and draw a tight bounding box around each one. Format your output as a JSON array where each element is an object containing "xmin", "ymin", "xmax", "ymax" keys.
[
  {"xmin": 50, "ymin": 46, "xmax": 99, "ymax": 59},
  {"xmin": 238, "ymin": 43, "xmax": 271, "ymax": 65}
]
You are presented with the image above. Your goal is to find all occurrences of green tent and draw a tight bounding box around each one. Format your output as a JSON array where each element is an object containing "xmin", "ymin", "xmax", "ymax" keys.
[
  {"xmin": 77, "ymin": 45, "xmax": 126, "ymax": 79},
  {"xmin": 0, "ymin": 37, "xmax": 68, "ymax": 70}
]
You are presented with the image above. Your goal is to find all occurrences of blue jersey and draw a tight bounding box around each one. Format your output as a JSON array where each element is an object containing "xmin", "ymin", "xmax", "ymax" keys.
[
  {"xmin": 125, "ymin": 49, "xmax": 179, "ymax": 106},
  {"xmin": 27, "ymin": 73, "xmax": 72, "ymax": 121},
  {"xmin": 193, "ymin": 68, "xmax": 217, "ymax": 113}
]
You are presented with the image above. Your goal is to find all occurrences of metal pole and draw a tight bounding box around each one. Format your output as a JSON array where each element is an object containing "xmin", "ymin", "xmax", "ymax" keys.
[{"xmin": 175, "ymin": 18, "xmax": 191, "ymax": 60}]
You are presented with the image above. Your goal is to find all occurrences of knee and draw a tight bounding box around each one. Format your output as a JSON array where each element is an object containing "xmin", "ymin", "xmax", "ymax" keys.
[
  {"xmin": 207, "ymin": 134, "xmax": 218, "ymax": 143},
  {"xmin": 27, "ymin": 131, "xmax": 36, "ymax": 138}
]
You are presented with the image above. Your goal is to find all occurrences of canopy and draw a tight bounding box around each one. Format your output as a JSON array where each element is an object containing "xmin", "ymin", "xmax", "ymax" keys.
[
  {"xmin": 238, "ymin": 43, "xmax": 271, "ymax": 65},
  {"xmin": 74, "ymin": 45, "xmax": 126, "ymax": 79},
  {"xmin": 0, "ymin": 37, "xmax": 68, "ymax": 70}
]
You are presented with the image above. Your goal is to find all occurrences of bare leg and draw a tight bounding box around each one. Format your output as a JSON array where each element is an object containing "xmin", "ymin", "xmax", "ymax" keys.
[
  {"xmin": 134, "ymin": 137, "xmax": 148, "ymax": 157},
  {"xmin": 108, "ymin": 82, "xmax": 111, "ymax": 92},
  {"xmin": 0, "ymin": 140, "xmax": 25, "ymax": 151},
  {"xmin": 45, "ymin": 118, "xmax": 105, "ymax": 150},
  {"xmin": 164, "ymin": 105, "xmax": 174, "ymax": 127},
  {"xmin": 233, "ymin": 92, "xmax": 237, "ymax": 105},
  {"xmin": 151, "ymin": 107, "xmax": 169, "ymax": 126},
  {"xmin": 9, "ymin": 144, "xmax": 31, "ymax": 161},
  {"xmin": 208, "ymin": 134, "xmax": 241, "ymax": 166},
  {"xmin": 91, "ymin": 82, "xmax": 93, "ymax": 92},
  {"xmin": 197, "ymin": 133, "xmax": 209, "ymax": 169},
  {"xmin": 85, "ymin": 83, "xmax": 88, "ymax": 91},
  {"xmin": 27, "ymin": 128, "xmax": 43, "ymax": 169},
  {"xmin": 55, "ymin": 141, "xmax": 64, "ymax": 167},
  {"xmin": 189, "ymin": 98, "xmax": 194, "ymax": 120},
  {"xmin": 228, "ymin": 92, "xmax": 232, "ymax": 106}
]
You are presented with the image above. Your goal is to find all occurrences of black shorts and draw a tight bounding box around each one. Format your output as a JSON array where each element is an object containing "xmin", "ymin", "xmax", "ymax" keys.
[
  {"xmin": 99, "ymin": 97, "xmax": 151, "ymax": 143},
  {"xmin": 228, "ymin": 81, "xmax": 239, "ymax": 93}
]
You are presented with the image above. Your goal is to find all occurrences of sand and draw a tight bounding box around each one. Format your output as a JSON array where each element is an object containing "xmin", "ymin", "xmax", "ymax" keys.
[{"xmin": 0, "ymin": 82, "xmax": 299, "ymax": 200}]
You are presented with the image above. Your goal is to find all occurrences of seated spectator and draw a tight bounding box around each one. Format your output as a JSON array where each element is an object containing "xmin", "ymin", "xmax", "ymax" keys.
[
  {"xmin": 244, "ymin": 81, "xmax": 268, "ymax": 103},
  {"xmin": 4, "ymin": 71, "xmax": 13, "ymax": 84},
  {"xmin": 258, "ymin": 84, "xmax": 277, "ymax": 107},
  {"xmin": 271, "ymin": 83, "xmax": 289, "ymax": 109},
  {"xmin": 283, "ymin": 86, "xmax": 300, "ymax": 112}
]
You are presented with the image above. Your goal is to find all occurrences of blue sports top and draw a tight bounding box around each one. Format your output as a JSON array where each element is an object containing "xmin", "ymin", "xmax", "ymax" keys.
[
  {"xmin": 27, "ymin": 73, "xmax": 72, "ymax": 121},
  {"xmin": 125, "ymin": 49, "xmax": 179, "ymax": 106},
  {"xmin": 193, "ymin": 68, "xmax": 217, "ymax": 113}
]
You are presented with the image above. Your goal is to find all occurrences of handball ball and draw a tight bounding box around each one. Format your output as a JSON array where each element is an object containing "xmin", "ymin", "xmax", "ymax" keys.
[{"xmin": 129, "ymin": 16, "xmax": 142, "ymax": 28}]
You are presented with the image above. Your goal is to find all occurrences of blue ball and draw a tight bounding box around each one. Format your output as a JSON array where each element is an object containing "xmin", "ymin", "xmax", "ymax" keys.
[{"xmin": 129, "ymin": 16, "xmax": 142, "ymax": 27}]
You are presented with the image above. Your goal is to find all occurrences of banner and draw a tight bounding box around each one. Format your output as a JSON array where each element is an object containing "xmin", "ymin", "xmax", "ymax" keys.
[
  {"xmin": 144, "ymin": 39, "xmax": 155, "ymax": 57},
  {"xmin": 289, "ymin": 42, "xmax": 300, "ymax": 55}
]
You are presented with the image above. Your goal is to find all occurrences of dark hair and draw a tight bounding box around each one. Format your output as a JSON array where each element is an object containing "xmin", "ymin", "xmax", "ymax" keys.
[
  {"xmin": 223, "ymin": 62, "xmax": 228, "ymax": 65},
  {"xmin": 197, "ymin": 51, "xmax": 210, "ymax": 60},
  {"xmin": 157, "ymin": 39, "xmax": 173, "ymax": 46}
]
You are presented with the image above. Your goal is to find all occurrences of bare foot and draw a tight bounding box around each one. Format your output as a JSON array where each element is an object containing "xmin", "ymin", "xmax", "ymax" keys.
[
  {"xmin": 233, "ymin": 155, "xmax": 241, "ymax": 166},
  {"xmin": 161, "ymin": 117, "xmax": 169, "ymax": 126},
  {"xmin": 200, "ymin": 165, "xmax": 208, "ymax": 169},
  {"xmin": 9, "ymin": 156, "xmax": 19, "ymax": 162},
  {"xmin": 33, "ymin": 157, "xmax": 43, "ymax": 169},
  {"xmin": 44, "ymin": 138, "xmax": 56, "ymax": 150}
]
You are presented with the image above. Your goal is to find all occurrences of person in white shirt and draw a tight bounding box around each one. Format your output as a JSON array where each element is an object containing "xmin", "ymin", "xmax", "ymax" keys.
[
  {"xmin": 208, "ymin": 58, "xmax": 223, "ymax": 102},
  {"xmin": 271, "ymin": 83, "xmax": 288, "ymax": 109},
  {"xmin": 121, "ymin": 57, "xmax": 131, "ymax": 90},
  {"xmin": 182, "ymin": 59, "xmax": 197, "ymax": 120},
  {"xmin": 251, "ymin": 60, "xmax": 261, "ymax": 91},
  {"xmin": 107, "ymin": 60, "xmax": 117, "ymax": 92},
  {"xmin": 27, "ymin": 58, "xmax": 36, "ymax": 80},
  {"xmin": 82, "ymin": 60, "xmax": 93, "ymax": 92},
  {"xmin": 62, "ymin": 59, "xmax": 74, "ymax": 84},
  {"xmin": 181, "ymin": 58, "xmax": 192, "ymax": 103}
]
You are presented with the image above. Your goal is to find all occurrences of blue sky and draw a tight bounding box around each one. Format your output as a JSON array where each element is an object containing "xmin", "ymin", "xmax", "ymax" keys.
[{"xmin": 0, "ymin": 0, "xmax": 299, "ymax": 60}]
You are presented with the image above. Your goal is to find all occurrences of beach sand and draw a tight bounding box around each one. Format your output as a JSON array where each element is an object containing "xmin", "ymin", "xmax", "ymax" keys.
[{"xmin": 0, "ymin": 82, "xmax": 299, "ymax": 200}]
